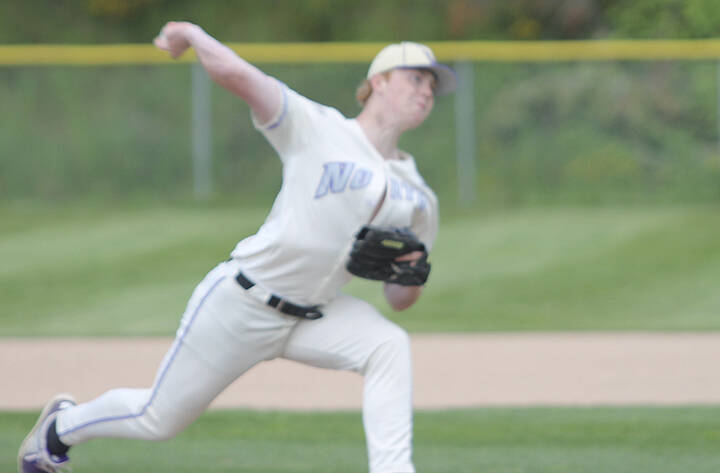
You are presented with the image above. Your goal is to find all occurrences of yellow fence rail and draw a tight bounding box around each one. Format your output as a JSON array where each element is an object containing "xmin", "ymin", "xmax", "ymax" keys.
[{"xmin": 1, "ymin": 39, "xmax": 720, "ymax": 66}]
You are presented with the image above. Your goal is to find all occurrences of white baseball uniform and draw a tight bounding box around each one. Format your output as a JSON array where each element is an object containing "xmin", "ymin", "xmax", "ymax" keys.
[{"xmin": 54, "ymin": 81, "xmax": 439, "ymax": 473}]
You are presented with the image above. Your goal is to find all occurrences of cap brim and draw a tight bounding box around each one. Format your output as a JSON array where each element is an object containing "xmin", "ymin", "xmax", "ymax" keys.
[
  {"xmin": 428, "ymin": 63, "xmax": 457, "ymax": 95},
  {"xmin": 396, "ymin": 62, "xmax": 458, "ymax": 95}
]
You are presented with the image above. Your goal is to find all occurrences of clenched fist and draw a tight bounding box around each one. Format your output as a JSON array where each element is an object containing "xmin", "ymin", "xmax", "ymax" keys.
[{"xmin": 153, "ymin": 21, "xmax": 196, "ymax": 59}]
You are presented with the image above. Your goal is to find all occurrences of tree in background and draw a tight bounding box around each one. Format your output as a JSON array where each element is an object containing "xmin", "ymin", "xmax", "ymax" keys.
[
  {"xmin": 607, "ymin": 0, "xmax": 720, "ymax": 38},
  {"xmin": 2, "ymin": 0, "xmax": 719, "ymax": 43}
]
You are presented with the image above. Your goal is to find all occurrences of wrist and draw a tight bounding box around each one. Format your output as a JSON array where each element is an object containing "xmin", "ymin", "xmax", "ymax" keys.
[{"xmin": 182, "ymin": 23, "xmax": 204, "ymax": 42}]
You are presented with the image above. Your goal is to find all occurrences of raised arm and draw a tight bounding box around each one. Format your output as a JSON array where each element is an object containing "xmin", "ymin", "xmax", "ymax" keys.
[{"xmin": 154, "ymin": 21, "xmax": 282, "ymax": 125}]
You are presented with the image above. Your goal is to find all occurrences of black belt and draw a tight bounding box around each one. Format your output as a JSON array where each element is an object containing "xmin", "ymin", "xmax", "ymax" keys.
[{"xmin": 235, "ymin": 271, "xmax": 323, "ymax": 320}]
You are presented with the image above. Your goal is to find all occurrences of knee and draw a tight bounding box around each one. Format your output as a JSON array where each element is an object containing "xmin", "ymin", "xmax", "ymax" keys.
[
  {"xmin": 147, "ymin": 425, "xmax": 181, "ymax": 442},
  {"xmin": 386, "ymin": 326, "xmax": 411, "ymax": 353},
  {"xmin": 363, "ymin": 326, "xmax": 412, "ymax": 372},
  {"xmin": 141, "ymin": 407, "xmax": 189, "ymax": 441}
]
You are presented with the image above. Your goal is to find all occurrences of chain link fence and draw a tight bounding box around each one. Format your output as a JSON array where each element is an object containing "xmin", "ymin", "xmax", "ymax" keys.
[{"xmin": 2, "ymin": 42, "xmax": 720, "ymax": 209}]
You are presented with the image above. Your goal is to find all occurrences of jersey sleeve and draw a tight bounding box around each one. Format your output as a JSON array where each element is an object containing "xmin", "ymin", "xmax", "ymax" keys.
[{"xmin": 251, "ymin": 80, "xmax": 334, "ymax": 163}]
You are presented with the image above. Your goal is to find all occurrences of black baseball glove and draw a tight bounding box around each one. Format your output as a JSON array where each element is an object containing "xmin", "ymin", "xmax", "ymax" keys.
[{"xmin": 346, "ymin": 225, "xmax": 431, "ymax": 286}]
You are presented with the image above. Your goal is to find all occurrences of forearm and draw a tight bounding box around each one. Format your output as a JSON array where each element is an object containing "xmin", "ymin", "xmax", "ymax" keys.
[
  {"xmin": 384, "ymin": 283, "xmax": 423, "ymax": 311},
  {"xmin": 155, "ymin": 22, "xmax": 280, "ymax": 123},
  {"xmin": 183, "ymin": 25, "xmax": 260, "ymax": 96}
]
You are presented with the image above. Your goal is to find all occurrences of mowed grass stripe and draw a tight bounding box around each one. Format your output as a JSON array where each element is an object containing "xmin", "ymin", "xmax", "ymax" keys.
[
  {"xmin": 351, "ymin": 205, "xmax": 720, "ymax": 331},
  {"xmin": 0, "ymin": 206, "xmax": 266, "ymax": 335},
  {"xmin": 0, "ymin": 207, "xmax": 266, "ymax": 276},
  {"xmin": 2, "ymin": 407, "xmax": 720, "ymax": 472},
  {"xmin": 2, "ymin": 205, "xmax": 720, "ymax": 335}
]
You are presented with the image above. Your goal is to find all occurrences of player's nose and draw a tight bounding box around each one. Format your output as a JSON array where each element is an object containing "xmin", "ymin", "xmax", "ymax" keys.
[{"xmin": 419, "ymin": 78, "xmax": 434, "ymax": 98}]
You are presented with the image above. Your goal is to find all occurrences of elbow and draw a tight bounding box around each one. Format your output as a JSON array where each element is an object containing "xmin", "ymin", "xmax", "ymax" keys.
[
  {"xmin": 204, "ymin": 57, "xmax": 255, "ymax": 97},
  {"xmin": 209, "ymin": 62, "xmax": 247, "ymax": 90},
  {"xmin": 208, "ymin": 61, "xmax": 274, "ymax": 108}
]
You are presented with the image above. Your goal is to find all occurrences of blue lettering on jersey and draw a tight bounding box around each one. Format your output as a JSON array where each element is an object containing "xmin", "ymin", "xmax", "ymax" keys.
[
  {"xmin": 314, "ymin": 162, "xmax": 355, "ymax": 198},
  {"xmin": 387, "ymin": 177, "xmax": 428, "ymax": 212},
  {"xmin": 315, "ymin": 162, "xmax": 373, "ymax": 198},
  {"xmin": 389, "ymin": 177, "xmax": 403, "ymax": 199},
  {"xmin": 402, "ymin": 181, "xmax": 415, "ymax": 201},
  {"xmin": 350, "ymin": 169, "xmax": 372, "ymax": 189},
  {"xmin": 314, "ymin": 162, "xmax": 426, "ymax": 212}
]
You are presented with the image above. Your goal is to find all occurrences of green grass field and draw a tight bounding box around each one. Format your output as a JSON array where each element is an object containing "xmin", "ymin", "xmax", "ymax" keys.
[
  {"xmin": 3, "ymin": 407, "xmax": 720, "ymax": 473},
  {"xmin": 2, "ymin": 202, "xmax": 720, "ymax": 335},
  {"xmin": 3, "ymin": 203, "xmax": 720, "ymax": 472},
  {"xmin": 2, "ymin": 203, "xmax": 720, "ymax": 335}
]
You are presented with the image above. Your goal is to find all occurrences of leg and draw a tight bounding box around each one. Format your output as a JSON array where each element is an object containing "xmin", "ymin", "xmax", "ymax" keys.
[
  {"xmin": 55, "ymin": 261, "xmax": 295, "ymax": 444},
  {"xmin": 282, "ymin": 293, "xmax": 415, "ymax": 473}
]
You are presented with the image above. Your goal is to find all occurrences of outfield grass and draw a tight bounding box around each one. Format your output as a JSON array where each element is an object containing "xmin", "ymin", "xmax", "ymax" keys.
[
  {"xmin": 2, "ymin": 203, "xmax": 720, "ymax": 335},
  {"xmin": 3, "ymin": 407, "xmax": 720, "ymax": 472}
]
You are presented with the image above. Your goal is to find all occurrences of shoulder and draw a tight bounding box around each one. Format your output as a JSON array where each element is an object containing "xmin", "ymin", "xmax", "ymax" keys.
[
  {"xmin": 255, "ymin": 82, "xmax": 348, "ymax": 133},
  {"xmin": 283, "ymin": 85, "xmax": 347, "ymax": 124},
  {"xmin": 252, "ymin": 82, "xmax": 353, "ymax": 159}
]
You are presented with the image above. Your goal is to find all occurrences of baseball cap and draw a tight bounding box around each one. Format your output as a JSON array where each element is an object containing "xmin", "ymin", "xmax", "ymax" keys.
[{"xmin": 367, "ymin": 41, "xmax": 457, "ymax": 95}]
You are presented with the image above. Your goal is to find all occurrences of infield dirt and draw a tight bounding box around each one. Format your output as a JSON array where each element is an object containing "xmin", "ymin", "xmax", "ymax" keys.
[{"xmin": 4, "ymin": 333, "xmax": 720, "ymax": 410}]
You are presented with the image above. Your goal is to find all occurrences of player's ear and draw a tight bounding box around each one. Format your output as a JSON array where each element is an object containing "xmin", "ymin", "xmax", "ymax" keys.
[{"xmin": 369, "ymin": 71, "xmax": 391, "ymax": 94}]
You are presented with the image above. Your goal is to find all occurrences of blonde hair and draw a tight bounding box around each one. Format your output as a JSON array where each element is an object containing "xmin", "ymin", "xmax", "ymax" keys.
[{"xmin": 355, "ymin": 71, "xmax": 393, "ymax": 107}]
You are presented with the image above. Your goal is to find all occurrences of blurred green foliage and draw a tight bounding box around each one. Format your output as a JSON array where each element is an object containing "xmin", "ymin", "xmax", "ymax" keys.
[
  {"xmin": 3, "ymin": 0, "xmax": 720, "ymax": 44},
  {"xmin": 607, "ymin": 0, "xmax": 720, "ymax": 38},
  {"xmin": 1, "ymin": 59, "xmax": 719, "ymax": 209},
  {"xmin": 472, "ymin": 61, "xmax": 720, "ymax": 207}
]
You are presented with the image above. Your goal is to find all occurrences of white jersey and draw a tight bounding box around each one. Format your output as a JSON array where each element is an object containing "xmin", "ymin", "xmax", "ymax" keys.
[{"xmin": 230, "ymin": 82, "xmax": 439, "ymax": 305}]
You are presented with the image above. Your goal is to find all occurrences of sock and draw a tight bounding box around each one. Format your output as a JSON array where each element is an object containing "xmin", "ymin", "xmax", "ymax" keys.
[{"xmin": 46, "ymin": 420, "xmax": 70, "ymax": 457}]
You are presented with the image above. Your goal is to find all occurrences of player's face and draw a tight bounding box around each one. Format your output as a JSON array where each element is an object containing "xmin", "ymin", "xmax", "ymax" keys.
[{"xmin": 384, "ymin": 68, "xmax": 436, "ymax": 129}]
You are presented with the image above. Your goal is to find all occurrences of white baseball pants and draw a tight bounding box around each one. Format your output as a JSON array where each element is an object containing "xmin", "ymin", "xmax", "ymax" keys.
[{"xmin": 55, "ymin": 260, "xmax": 415, "ymax": 473}]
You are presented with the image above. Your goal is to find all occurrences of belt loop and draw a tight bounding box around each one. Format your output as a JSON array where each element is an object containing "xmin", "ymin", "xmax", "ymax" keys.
[
  {"xmin": 235, "ymin": 272, "xmax": 255, "ymax": 290},
  {"xmin": 267, "ymin": 295, "xmax": 281, "ymax": 308}
]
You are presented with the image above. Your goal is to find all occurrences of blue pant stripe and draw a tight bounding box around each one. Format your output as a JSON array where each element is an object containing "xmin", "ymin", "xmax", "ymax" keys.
[{"xmin": 58, "ymin": 275, "xmax": 226, "ymax": 437}]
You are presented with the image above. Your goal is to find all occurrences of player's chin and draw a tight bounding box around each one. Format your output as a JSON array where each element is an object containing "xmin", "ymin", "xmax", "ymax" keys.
[{"xmin": 406, "ymin": 112, "xmax": 431, "ymax": 130}]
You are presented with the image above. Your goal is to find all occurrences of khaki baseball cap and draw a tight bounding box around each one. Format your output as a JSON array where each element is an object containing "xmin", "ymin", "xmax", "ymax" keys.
[{"xmin": 367, "ymin": 41, "xmax": 457, "ymax": 95}]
